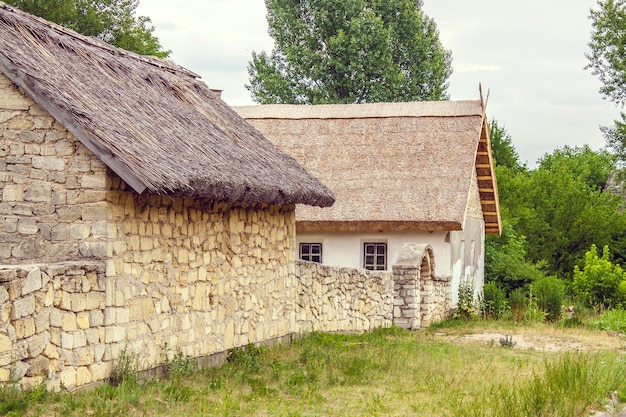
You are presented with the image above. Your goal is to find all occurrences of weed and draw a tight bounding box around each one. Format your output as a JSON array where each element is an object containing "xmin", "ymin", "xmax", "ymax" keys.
[
  {"xmin": 0, "ymin": 379, "xmax": 48, "ymax": 415},
  {"xmin": 499, "ymin": 335, "xmax": 516, "ymax": 348},
  {"xmin": 509, "ymin": 288, "xmax": 526, "ymax": 323},
  {"xmin": 481, "ymin": 282, "xmax": 507, "ymax": 320},
  {"xmin": 163, "ymin": 346, "xmax": 196, "ymax": 377},
  {"xmin": 109, "ymin": 344, "xmax": 139, "ymax": 386},
  {"xmin": 595, "ymin": 308, "xmax": 626, "ymax": 333},
  {"xmin": 455, "ymin": 280, "xmax": 478, "ymax": 319}
]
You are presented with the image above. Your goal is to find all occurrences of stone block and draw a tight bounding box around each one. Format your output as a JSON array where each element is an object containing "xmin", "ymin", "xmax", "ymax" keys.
[
  {"xmin": 2, "ymin": 184, "xmax": 24, "ymax": 202},
  {"xmin": 32, "ymin": 156, "xmax": 65, "ymax": 171},
  {"xmin": 89, "ymin": 310, "xmax": 103, "ymax": 327},
  {"xmin": 79, "ymin": 242, "xmax": 107, "ymax": 258},
  {"xmin": 61, "ymin": 332, "xmax": 74, "ymax": 349},
  {"xmin": 81, "ymin": 174, "xmax": 107, "ymax": 189},
  {"xmin": 105, "ymin": 326, "xmax": 125, "ymax": 343},
  {"xmin": 61, "ymin": 312, "xmax": 77, "ymax": 331},
  {"xmin": 81, "ymin": 204, "xmax": 108, "ymax": 221},
  {"xmin": 25, "ymin": 356, "xmax": 50, "ymax": 377},
  {"xmin": 21, "ymin": 268, "xmax": 42, "ymax": 295},
  {"xmin": 17, "ymin": 218, "xmax": 38, "ymax": 235},
  {"xmin": 89, "ymin": 362, "xmax": 111, "ymax": 382},
  {"xmin": 76, "ymin": 312, "xmax": 90, "ymax": 330},
  {"xmin": 0, "ymin": 91, "xmax": 30, "ymax": 110},
  {"xmin": 12, "ymin": 295, "xmax": 35, "ymax": 319},
  {"xmin": 24, "ymin": 181, "xmax": 52, "ymax": 203},
  {"xmin": 84, "ymin": 328, "xmax": 99, "ymax": 345},
  {"xmin": 70, "ymin": 293, "xmax": 86, "ymax": 312},
  {"xmin": 59, "ymin": 367, "xmax": 76, "ymax": 389}
]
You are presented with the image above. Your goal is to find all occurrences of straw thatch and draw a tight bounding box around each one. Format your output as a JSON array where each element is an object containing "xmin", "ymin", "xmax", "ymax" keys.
[
  {"xmin": 0, "ymin": 3, "xmax": 334, "ymax": 207},
  {"xmin": 236, "ymin": 100, "xmax": 502, "ymax": 234}
]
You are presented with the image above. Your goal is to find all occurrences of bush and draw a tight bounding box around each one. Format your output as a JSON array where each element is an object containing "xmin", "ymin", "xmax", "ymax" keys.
[
  {"xmin": 595, "ymin": 309, "xmax": 626, "ymax": 333},
  {"xmin": 533, "ymin": 276, "xmax": 565, "ymax": 321},
  {"xmin": 454, "ymin": 280, "xmax": 478, "ymax": 319},
  {"xmin": 481, "ymin": 282, "xmax": 507, "ymax": 319},
  {"xmin": 573, "ymin": 245, "xmax": 626, "ymax": 309},
  {"xmin": 509, "ymin": 288, "xmax": 526, "ymax": 323}
]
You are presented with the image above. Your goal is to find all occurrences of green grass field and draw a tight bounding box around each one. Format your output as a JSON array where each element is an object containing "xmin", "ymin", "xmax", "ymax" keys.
[{"xmin": 2, "ymin": 321, "xmax": 625, "ymax": 417}]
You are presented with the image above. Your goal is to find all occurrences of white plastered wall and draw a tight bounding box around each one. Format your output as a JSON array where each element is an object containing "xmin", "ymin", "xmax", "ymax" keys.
[{"xmin": 296, "ymin": 231, "xmax": 451, "ymax": 278}]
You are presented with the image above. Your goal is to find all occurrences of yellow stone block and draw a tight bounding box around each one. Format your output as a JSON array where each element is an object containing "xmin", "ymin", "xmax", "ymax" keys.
[
  {"xmin": 178, "ymin": 249, "xmax": 189, "ymax": 264},
  {"xmin": 76, "ymin": 312, "xmax": 90, "ymax": 330},
  {"xmin": 142, "ymin": 298, "xmax": 155, "ymax": 319},
  {"xmin": 0, "ymin": 368, "xmax": 10, "ymax": 382}
]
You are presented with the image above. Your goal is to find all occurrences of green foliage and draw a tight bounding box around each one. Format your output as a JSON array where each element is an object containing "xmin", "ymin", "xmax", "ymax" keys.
[
  {"xmin": 480, "ymin": 281, "xmax": 507, "ymax": 320},
  {"xmin": 533, "ymin": 276, "xmax": 565, "ymax": 322},
  {"xmin": 247, "ymin": 0, "xmax": 452, "ymax": 104},
  {"xmin": 496, "ymin": 145, "xmax": 624, "ymax": 278},
  {"xmin": 595, "ymin": 308, "xmax": 626, "ymax": 333},
  {"xmin": 573, "ymin": 244, "xmax": 626, "ymax": 309},
  {"xmin": 5, "ymin": 0, "xmax": 170, "ymax": 57},
  {"xmin": 509, "ymin": 288, "xmax": 526, "ymax": 323},
  {"xmin": 163, "ymin": 348, "xmax": 196, "ymax": 378},
  {"xmin": 454, "ymin": 280, "xmax": 478, "ymax": 319},
  {"xmin": 0, "ymin": 380, "xmax": 48, "ymax": 415},
  {"xmin": 485, "ymin": 218, "xmax": 544, "ymax": 293},
  {"xmin": 489, "ymin": 119, "xmax": 523, "ymax": 171},
  {"xmin": 109, "ymin": 345, "xmax": 139, "ymax": 386},
  {"xmin": 587, "ymin": 0, "xmax": 626, "ymax": 106}
]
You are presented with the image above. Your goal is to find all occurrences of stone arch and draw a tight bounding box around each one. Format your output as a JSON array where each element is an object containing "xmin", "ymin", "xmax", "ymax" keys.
[{"xmin": 419, "ymin": 246, "xmax": 435, "ymax": 281}]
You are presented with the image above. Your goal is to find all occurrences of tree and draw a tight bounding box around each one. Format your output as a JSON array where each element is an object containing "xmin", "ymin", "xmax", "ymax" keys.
[
  {"xmin": 489, "ymin": 119, "xmax": 524, "ymax": 171},
  {"xmin": 587, "ymin": 0, "xmax": 626, "ymax": 106},
  {"xmin": 247, "ymin": 0, "xmax": 452, "ymax": 104},
  {"xmin": 5, "ymin": 0, "xmax": 169, "ymax": 58},
  {"xmin": 587, "ymin": 0, "xmax": 626, "ymax": 164},
  {"xmin": 573, "ymin": 244, "xmax": 626, "ymax": 308},
  {"xmin": 512, "ymin": 146, "xmax": 624, "ymax": 277}
]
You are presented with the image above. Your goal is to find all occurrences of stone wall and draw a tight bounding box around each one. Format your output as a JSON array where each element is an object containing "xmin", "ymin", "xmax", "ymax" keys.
[
  {"xmin": 295, "ymin": 261, "xmax": 394, "ymax": 333},
  {"xmin": 0, "ymin": 73, "xmax": 112, "ymax": 264}
]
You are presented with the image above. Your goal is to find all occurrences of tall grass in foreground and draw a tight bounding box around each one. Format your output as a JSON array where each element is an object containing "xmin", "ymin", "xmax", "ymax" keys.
[
  {"xmin": 456, "ymin": 352, "xmax": 625, "ymax": 417},
  {"xmin": 1, "ymin": 324, "xmax": 624, "ymax": 417}
]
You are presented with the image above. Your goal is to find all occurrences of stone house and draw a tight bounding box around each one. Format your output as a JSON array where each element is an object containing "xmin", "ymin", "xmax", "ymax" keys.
[
  {"xmin": 0, "ymin": 4, "xmax": 335, "ymax": 389},
  {"xmin": 236, "ymin": 99, "xmax": 502, "ymax": 304}
]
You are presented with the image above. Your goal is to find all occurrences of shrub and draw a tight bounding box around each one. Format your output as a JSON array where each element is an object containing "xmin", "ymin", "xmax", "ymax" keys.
[
  {"xmin": 509, "ymin": 288, "xmax": 526, "ymax": 323},
  {"xmin": 595, "ymin": 309, "xmax": 626, "ymax": 333},
  {"xmin": 573, "ymin": 245, "xmax": 626, "ymax": 309},
  {"xmin": 454, "ymin": 280, "xmax": 478, "ymax": 319},
  {"xmin": 481, "ymin": 282, "xmax": 507, "ymax": 320},
  {"xmin": 533, "ymin": 276, "xmax": 565, "ymax": 321}
]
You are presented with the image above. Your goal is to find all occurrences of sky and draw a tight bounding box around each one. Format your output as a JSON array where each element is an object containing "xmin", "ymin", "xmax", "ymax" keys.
[{"xmin": 137, "ymin": 0, "xmax": 620, "ymax": 166}]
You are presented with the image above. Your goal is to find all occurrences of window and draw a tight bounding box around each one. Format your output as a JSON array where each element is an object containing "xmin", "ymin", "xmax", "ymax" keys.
[
  {"xmin": 364, "ymin": 242, "xmax": 387, "ymax": 270},
  {"xmin": 299, "ymin": 243, "xmax": 322, "ymax": 263}
]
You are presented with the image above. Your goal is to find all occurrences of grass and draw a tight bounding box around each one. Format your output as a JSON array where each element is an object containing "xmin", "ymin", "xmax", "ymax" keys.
[{"xmin": 1, "ymin": 322, "xmax": 625, "ymax": 417}]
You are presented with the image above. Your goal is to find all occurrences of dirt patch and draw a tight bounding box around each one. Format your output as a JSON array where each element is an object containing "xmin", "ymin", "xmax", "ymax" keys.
[{"xmin": 434, "ymin": 328, "xmax": 626, "ymax": 353}]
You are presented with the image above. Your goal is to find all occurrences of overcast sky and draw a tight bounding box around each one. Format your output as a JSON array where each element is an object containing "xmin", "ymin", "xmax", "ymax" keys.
[{"xmin": 137, "ymin": 0, "xmax": 620, "ymax": 166}]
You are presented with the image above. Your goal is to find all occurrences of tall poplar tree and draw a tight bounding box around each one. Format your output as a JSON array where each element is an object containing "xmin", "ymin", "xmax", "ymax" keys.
[{"xmin": 247, "ymin": 0, "xmax": 452, "ymax": 104}]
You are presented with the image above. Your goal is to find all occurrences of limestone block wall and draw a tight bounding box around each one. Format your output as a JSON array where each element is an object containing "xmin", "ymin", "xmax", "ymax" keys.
[
  {"xmin": 0, "ymin": 263, "xmax": 107, "ymax": 391},
  {"xmin": 420, "ymin": 276, "xmax": 452, "ymax": 327},
  {"xmin": 294, "ymin": 261, "xmax": 394, "ymax": 333},
  {"xmin": 0, "ymin": 73, "xmax": 111, "ymax": 264}
]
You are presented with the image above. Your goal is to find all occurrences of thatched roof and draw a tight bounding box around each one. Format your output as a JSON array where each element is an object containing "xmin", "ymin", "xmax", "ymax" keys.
[
  {"xmin": 236, "ymin": 99, "xmax": 502, "ymax": 234},
  {"xmin": 0, "ymin": 3, "xmax": 334, "ymax": 207}
]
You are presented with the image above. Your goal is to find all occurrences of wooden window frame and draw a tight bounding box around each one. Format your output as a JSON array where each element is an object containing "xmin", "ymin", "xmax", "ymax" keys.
[
  {"xmin": 299, "ymin": 242, "xmax": 323, "ymax": 263},
  {"xmin": 363, "ymin": 242, "xmax": 387, "ymax": 271}
]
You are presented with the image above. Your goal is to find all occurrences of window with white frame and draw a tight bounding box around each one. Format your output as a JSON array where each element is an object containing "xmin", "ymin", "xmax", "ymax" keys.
[
  {"xmin": 299, "ymin": 243, "xmax": 322, "ymax": 263},
  {"xmin": 363, "ymin": 242, "xmax": 387, "ymax": 270}
]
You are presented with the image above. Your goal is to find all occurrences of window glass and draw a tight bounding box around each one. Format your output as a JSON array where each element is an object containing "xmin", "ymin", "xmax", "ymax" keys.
[
  {"xmin": 299, "ymin": 243, "xmax": 322, "ymax": 263},
  {"xmin": 364, "ymin": 242, "xmax": 387, "ymax": 270}
]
